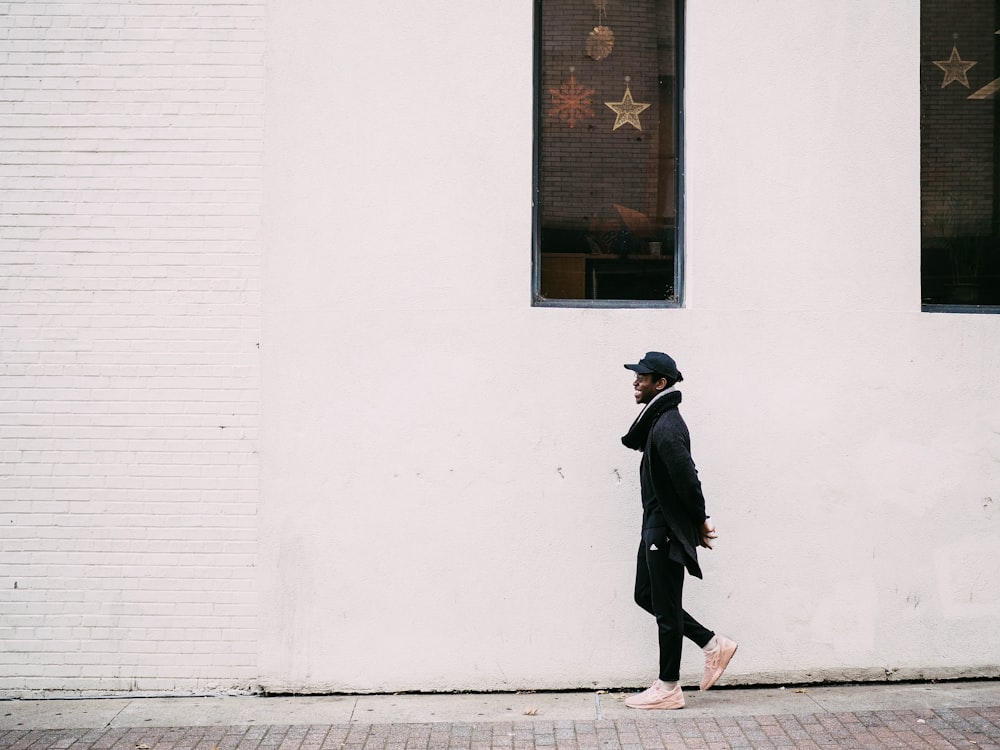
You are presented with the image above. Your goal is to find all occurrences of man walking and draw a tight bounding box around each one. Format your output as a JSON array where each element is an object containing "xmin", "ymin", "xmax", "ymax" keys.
[{"xmin": 621, "ymin": 351, "xmax": 737, "ymax": 710}]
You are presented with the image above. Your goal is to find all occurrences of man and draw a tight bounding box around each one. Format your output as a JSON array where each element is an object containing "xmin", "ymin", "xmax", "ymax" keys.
[{"xmin": 621, "ymin": 351, "xmax": 737, "ymax": 710}]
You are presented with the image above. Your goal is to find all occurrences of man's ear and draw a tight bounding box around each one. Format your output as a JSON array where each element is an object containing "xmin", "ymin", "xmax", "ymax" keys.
[{"xmin": 655, "ymin": 377, "xmax": 668, "ymax": 391}]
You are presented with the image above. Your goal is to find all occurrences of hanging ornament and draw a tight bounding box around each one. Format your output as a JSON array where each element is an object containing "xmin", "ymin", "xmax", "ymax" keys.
[
  {"xmin": 587, "ymin": 27, "xmax": 614, "ymax": 61},
  {"xmin": 969, "ymin": 77, "xmax": 1000, "ymax": 99},
  {"xmin": 968, "ymin": 28, "xmax": 1000, "ymax": 99},
  {"xmin": 605, "ymin": 77, "xmax": 650, "ymax": 131},
  {"xmin": 933, "ymin": 44, "xmax": 977, "ymax": 89},
  {"xmin": 548, "ymin": 67, "xmax": 595, "ymax": 128},
  {"xmin": 586, "ymin": 0, "xmax": 614, "ymax": 61}
]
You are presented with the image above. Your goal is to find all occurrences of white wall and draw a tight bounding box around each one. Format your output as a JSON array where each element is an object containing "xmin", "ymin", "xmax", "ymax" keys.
[
  {"xmin": 0, "ymin": 0, "xmax": 264, "ymax": 693},
  {"xmin": 0, "ymin": 0, "xmax": 996, "ymax": 696},
  {"xmin": 260, "ymin": 0, "xmax": 999, "ymax": 693}
]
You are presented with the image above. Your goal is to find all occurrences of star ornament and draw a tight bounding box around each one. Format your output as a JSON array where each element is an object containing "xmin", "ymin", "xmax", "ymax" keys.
[
  {"xmin": 605, "ymin": 84, "xmax": 650, "ymax": 131},
  {"xmin": 934, "ymin": 46, "xmax": 977, "ymax": 88},
  {"xmin": 969, "ymin": 28, "xmax": 1000, "ymax": 99}
]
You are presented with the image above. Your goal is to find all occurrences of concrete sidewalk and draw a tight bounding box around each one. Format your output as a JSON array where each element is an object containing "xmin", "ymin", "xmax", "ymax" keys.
[{"xmin": 1, "ymin": 681, "xmax": 999, "ymax": 749}]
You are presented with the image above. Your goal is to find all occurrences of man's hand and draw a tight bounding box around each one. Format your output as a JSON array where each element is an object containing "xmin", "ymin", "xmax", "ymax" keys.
[{"xmin": 700, "ymin": 519, "xmax": 717, "ymax": 549}]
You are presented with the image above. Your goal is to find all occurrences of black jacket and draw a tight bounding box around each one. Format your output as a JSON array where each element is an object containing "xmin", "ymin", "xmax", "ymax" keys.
[{"xmin": 636, "ymin": 391, "xmax": 709, "ymax": 578}]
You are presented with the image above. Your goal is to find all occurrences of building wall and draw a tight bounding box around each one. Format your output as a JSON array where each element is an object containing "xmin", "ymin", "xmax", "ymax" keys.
[
  {"xmin": 0, "ymin": 0, "xmax": 264, "ymax": 693},
  {"xmin": 260, "ymin": 0, "xmax": 1000, "ymax": 693},
  {"xmin": 1, "ymin": 0, "xmax": 998, "ymax": 695}
]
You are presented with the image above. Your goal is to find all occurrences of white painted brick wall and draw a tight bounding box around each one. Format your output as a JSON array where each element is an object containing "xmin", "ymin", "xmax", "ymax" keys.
[{"xmin": 0, "ymin": 0, "xmax": 263, "ymax": 694}]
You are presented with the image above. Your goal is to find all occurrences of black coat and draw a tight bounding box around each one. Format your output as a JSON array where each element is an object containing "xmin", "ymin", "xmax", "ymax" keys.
[{"xmin": 638, "ymin": 391, "xmax": 709, "ymax": 578}]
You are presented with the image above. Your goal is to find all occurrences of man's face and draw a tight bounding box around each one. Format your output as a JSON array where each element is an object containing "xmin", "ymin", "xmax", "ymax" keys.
[{"xmin": 633, "ymin": 372, "xmax": 666, "ymax": 404}]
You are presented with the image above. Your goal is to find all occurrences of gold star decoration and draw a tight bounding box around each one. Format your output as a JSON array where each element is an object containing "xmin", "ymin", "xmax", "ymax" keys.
[
  {"xmin": 969, "ymin": 75, "xmax": 1000, "ymax": 99},
  {"xmin": 548, "ymin": 70, "xmax": 595, "ymax": 128},
  {"xmin": 605, "ymin": 84, "xmax": 650, "ymax": 131},
  {"xmin": 933, "ymin": 45, "xmax": 977, "ymax": 88},
  {"xmin": 969, "ymin": 29, "xmax": 1000, "ymax": 99}
]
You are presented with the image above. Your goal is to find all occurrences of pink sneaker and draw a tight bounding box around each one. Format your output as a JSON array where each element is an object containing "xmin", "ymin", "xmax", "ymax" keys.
[
  {"xmin": 624, "ymin": 682, "xmax": 685, "ymax": 710},
  {"xmin": 700, "ymin": 634, "xmax": 738, "ymax": 691}
]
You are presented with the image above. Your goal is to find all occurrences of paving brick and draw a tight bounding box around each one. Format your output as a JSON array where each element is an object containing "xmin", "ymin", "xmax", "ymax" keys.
[{"xmin": 1, "ymin": 705, "xmax": 1000, "ymax": 750}]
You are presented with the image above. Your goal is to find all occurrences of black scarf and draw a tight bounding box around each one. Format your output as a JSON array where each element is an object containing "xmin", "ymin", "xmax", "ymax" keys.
[{"xmin": 621, "ymin": 390, "xmax": 682, "ymax": 451}]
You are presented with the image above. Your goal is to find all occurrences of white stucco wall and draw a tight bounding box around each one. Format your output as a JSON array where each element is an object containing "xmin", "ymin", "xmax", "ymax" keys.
[
  {"xmin": 1, "ymin": 0, "xmax": 996, "ymax": 697},
  {"xmin": 260, "ymin": 0, "xmax": 999, "ymax": 692}
]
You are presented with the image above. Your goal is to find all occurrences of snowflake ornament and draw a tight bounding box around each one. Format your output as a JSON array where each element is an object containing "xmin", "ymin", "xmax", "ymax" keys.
[{"xmin": 548, "ymin": 69, "xmax": 595, "ymax": 128}]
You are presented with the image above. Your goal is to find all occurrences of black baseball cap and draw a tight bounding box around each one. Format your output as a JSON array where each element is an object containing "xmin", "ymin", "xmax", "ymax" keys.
[{"xmin": 624, "ymin": 351, "xmax": 683, "ymax": 382}]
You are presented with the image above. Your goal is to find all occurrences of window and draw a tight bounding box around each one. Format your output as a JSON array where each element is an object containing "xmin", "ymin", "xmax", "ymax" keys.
[
  {"xmin": 533, "ymin": 0, "xmax": 683, "ymax": 305},
  {"xmin": 921, "ymin": 0, "xmax": 1000, "ymax": 310}
]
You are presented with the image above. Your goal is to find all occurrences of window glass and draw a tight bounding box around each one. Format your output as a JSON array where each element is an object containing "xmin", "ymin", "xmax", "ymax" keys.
[
  {"xmin": 921, "ymin": 0, "xmax": 1000, "ymax": 308},
  {"xmin": 534, "ymin": 0, "xmax": 682, "ymax": 304}
]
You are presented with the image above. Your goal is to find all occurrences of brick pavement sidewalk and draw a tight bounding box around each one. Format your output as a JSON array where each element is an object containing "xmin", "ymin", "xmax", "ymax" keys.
[{"xmin": 1, "ymin": 706, "xmax": 998, "ymax": 750}]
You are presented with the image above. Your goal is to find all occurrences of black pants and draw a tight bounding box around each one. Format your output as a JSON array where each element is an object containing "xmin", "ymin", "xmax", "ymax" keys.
[{"xmin": 634, "ymin": 536, "xmax": 714, "ymax": 681}]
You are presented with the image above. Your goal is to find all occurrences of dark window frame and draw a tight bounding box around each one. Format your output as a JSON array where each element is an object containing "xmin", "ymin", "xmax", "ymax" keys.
[
  {"xmin": 920, "ymin": 0, "xmax": 1000, "ymax": 314},
  {"xmin": 531, "ymin": 0, "xmax": 686, "ymax": 308}
]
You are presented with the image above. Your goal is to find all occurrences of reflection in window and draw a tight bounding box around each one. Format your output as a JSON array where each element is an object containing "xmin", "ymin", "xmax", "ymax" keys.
[
  {"xmin": 921, "ymin": 0, "xmax": 1000, "ymax": 308},
  {"xmin": 533, "ymin": 0, "xmax": 682, "ymax": 304}
]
